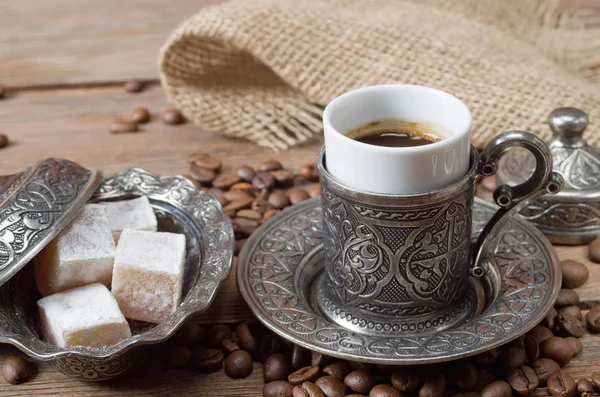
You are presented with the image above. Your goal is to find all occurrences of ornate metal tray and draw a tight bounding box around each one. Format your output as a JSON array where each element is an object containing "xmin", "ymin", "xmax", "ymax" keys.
[
  {"xmin": 238, "ymin": 197, "xmax": 561, "ymax": 365},
  {"xmin": 0, "ymin": 164, "xmax": 233, "ymax": 380}
]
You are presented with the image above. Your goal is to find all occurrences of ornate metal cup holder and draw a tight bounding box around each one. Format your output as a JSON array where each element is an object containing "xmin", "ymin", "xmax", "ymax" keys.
[{"xmin": 238, "ymin": 197, "xmax": 561, "ymax": 365}]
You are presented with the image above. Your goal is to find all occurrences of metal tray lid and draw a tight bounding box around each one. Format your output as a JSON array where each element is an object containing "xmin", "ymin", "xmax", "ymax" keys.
[
  {"xmin": 499, "ymin": 107, "xmax": 600, "ymax": 201},
  {"xmin": 0, "ymin": 158, "xmax": 101, "ymax": 286}
]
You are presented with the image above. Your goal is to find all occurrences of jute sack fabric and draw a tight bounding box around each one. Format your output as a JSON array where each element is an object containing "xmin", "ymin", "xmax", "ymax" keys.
[{"xmin": 159, "ymin": 0, "xmax": 600, "ymax": 151}]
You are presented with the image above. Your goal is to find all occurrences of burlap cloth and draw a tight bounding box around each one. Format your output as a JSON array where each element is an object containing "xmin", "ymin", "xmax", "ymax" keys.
[{"xmin": 159, "ymin": 0, "xmax": 600, "ymax": 151}]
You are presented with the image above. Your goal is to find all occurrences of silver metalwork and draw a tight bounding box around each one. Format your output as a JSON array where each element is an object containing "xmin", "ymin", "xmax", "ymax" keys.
[
  {"xmin": 498, "ymin": 108, "xmax": 600, "ymax": 244},
  {"xmin": 317, "ymin": 132, "xmax": 561, "ymax": 334},
  {"xmin": 237, "ymin": 197, "xmax": 561, "ymax": 364},
  {"xmin": 0, "ymin": 166, "xmax": 233, "ymax": 380}
]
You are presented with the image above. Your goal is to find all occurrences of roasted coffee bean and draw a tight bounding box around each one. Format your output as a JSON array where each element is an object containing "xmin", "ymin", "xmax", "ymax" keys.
[
  {"xmin": 234, "ymin": 238, "xmax": 247, "ymax": 256},
  {"xmin": 453, "ymin": 361, "xmax": 477, "ymax": 391},
  {"xmin": 251, "ymin": 198, "xmax": 271, "ymax": 215},
  {"xmin": 257, "ymin": 334, "xmax": 285, "ymax": 362},
  {"xmin": 189, "ymin": 152, "xmax": 221, "ymax": 171},
  {"xmin": 497, "ymin": 346, "xmax": 527, "ymax": 368},
  {"xmin": 289, "ymin": 188, "xmax": 310, "ymax": 205},
  {"xmin": 299, "ymin": 163, "xmax": 319, "ymax": 181},
  {"xmin": 370, "ymin": 384, "xmax": 402, "ymax": 397},
  {"xmin": 592, "ymin": 372, "xmax": 600, "ymax": 391},
  {"xmin": 540, "ymin": 336, "xmax": 573, "ymax": 367},
  {"xmin": 559, "ymin": 306, "xmax": 583, "ymax": 321},
  {"xmin": 577, "ymin": 379, "xmax": 594, "ymax": 397},
  {"xmin": 264, "ymin": 353, "xmax": 291, "ymax": 382},
  {"xmin": 292, "ymin": 345, "xmax": 311, "ymax": 369},
  {"xmin": 192, "ymin": 347, "xmax": 223, "ymax": 372},
  {"xmin": 253, "ymin": 172, "xmax": 276, "ymax": 190},
  {"xmin": 189, "ymin": 165, "xmax": 217, "ymax": 185},
  {"xmin": 481, "ymin": 380, "xmax": 512, "ymax": 397},
  {"xmin": 532, "ymin": 358, "xmax": 560, "ymax": 385},
  {"xmin": 564, "ymin": 337, "xmax": 583, "ymax": 356},
  {"xmin": 225, "ymin": 350, "xmax": 253, "ymax": 379},
  {"xmin": 293, "ymin": 382, "xmax": 325, "ymax": 397},
  {"xmin": 124, "ymin": 79, "xmax": 144, "ymax": 93},
  {"xmin": 528, "ymin": 325, "xmax": 554, "ymax": 344},
  {"xmin": 311, "ymin": 352, "xmax": 331, "ymax": 367},
  {"xmin": 586, "ymin": 304, "xmax": 600, "ymax": 333},
  {"xmin": 419, "ymin": 373, "xmax": 446, "ymax": 397},
  {"xmin": 561, "ymin": 260, "xmax": 589, "ymax": 288},
  {"xmin": 475, "ymin": 348, "xmax": 499, "ymax": 366},
  {"xmin": 391, "ymin": 370, "xmax": 421, "ymax": 392},
  {"xmin": 269, "ymin": 191, "xmax": 290, "ymax": 209},
  {"xmin": 225, "ymin": 190, "xmax": 253, "ymax": 202},
  {"xmin": 545, "ymin": 308, "xmax": 558, "ymax": 329},
  {"xmin": 237, "ymin": 209, "xmax": 262, "ymax": 220},
  {"xmin": 524, "ymin": 335, "xmax": 540, "ymax": 362},
  {"xmin": 557, "ymin": 312, "xmax": 585, "ymax": 338},
  {"xmin": 222, "ymin": 337, "xmax": 240, "ymax": 354},
  {"xmin": 315, "ymin": 376, "xmax": 347, "ymax": 397},
  {"xmin": 167, "ymin": 345, "xmax": 192, "ymax": 367},
  {"xmin": 230, "ymin": 182, "xmax": 257, "ymax": 195},
  {"xmin": 506, "ymin": 365, "xmax": 539, "ymax": 395},
  {"xmin": 260, "ymin": 160, "xmax": 283, "ymax": 172},
  {"xmin": 548, "ymin": 371, "xmax": 576, "ymax": 397},
  {"xmin": 271, "ymin": 169, "xmax": 295, "ymax": 185},
  {"xmin": 322, "ymin": 361, "xmax": 351, "ymax": 381},
  {"xmin": 236, "ymin": 166, "xmax": 257, "ymax": 182},
  {"xmin": 206, "ymin": 324, "xmax": 231, "ymax": 347},
  {"xmin": 0, "ymin": 134, "xmax": 8, "ymax": 149},
  {"xmin": 589, "ymin": 239, "xmax": 600, "ymax": 263},
  {"xmin": 1, "ymin": 356, "xmax": 30, "ymax": 385},
  {"xmin": 233, "ymin": 217, "xmax": 259, "ymax": 237},
  {"xmin": 556, "ymin": 289, "xmax": 580, "ymax": 307},
  {"xmin": 349, "ymin": 362, "xmax": 373, "ymax": 371},
  {"xmin": 173, "ymin": 323, "xmax": 204, "ymax": 346},
  {"xmin": 161, "ymin": 108, "xmax": 185, "ymax": 125},
  {"xmin": 289, "ymin": 366, "xmax": 320, "ymax": 385},
  {"xmin": 224, "ymin": 197, "xmax": 254, "ymax": 213},
  {"xmin": 264, "ymin": 209, "xmax": 281, "ymax": 221},
  {"xmin": 109, "ymin": 118, "xmax": 138, "ymax": 134},
  {"xmin": 264, "ymin": 381, "xmax": 294, "ymax": 397},
  {"xmin": 481, "ymin": 175, "xmax": 497, "ymax": 191},
  {"xmin": 131, "ymin": 106, "xmax": 151, "ymax": 123},
  {"xmin": 308, "ymin": 183, "xmax": 321, "ymax": 198},
  {"xmin": 236, "ymin": 320, "xmax": 261, "ymax": 357},
  {"xmin": 344, "ymin": 370, "xmax": 376, "ymax": 394},
  {"xmin": 0, "ymin": 85, "xmax": 5, "ymax": 99},
  {"xmin": 213, "ymin": 174, "xmax": 242, "ymax": 190}
]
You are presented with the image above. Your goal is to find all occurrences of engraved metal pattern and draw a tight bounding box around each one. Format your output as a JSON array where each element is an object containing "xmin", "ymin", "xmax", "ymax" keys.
[
  {"xmin": 0, "ymin": 167, "xmax": 233, "ymax": 380},
  {"xmin": 497, "ymin": 108, "xmax": 600, "ymax": 244},
  {"xmin": 238, "ymin": 198, "xmax": 561, "ymax": 364},
  {"xmin": 0, "ymin": 158, "xmax": 101, "ymax": 285}
]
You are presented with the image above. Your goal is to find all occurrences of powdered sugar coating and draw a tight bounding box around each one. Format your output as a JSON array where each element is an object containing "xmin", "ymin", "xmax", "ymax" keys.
[
  {"xmin": 112, "ymin": 229, "xmax": 186, "ymax": 324},
  {"xmin": 34, "ymin": 204, "xmax": 116, "ymax": 296},
  {"xmin": 100, "ymin": 196, "xmax": 157, "ymax": 242},
  {"xmin": 37, "ymin": 283, "xmax": 131, "ymax": 348}
]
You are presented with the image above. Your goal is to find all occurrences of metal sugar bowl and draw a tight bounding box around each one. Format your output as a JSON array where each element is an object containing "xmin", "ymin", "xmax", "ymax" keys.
[{"xmin": 497, "ymin": 108, "xmax": 600, "ymax": 244}]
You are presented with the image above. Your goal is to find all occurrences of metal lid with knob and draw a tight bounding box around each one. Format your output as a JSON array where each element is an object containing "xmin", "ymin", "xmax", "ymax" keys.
[{"xmin": 497, "ymin": 107, "xmax": 600, "ymax": 244}]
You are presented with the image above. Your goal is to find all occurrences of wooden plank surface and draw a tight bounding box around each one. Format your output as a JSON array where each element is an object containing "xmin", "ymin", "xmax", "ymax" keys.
[
  {"xmin": 0, "ymin": 0, "xmax": 223, "ymax": 87},
  {"xmin": 1, "ymin": 83, "xmax": 600, "ymax": 396}
]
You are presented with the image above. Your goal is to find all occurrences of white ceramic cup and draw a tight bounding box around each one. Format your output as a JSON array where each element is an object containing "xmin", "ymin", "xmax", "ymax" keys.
[{"xmin": 323, "ymin": 84, "xmax": 472, "ymax": 194}]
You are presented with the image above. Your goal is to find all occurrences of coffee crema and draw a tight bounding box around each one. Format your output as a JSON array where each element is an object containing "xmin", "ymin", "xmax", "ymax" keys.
[{"xmin": 346, "ymin": 119, "xmax": 446, "ymax": 148}]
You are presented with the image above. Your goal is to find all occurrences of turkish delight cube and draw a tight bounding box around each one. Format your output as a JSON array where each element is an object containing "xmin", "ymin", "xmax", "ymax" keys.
[
  {"xmin": 34, "ymin": 204, "xmax": 116, "ymax": 297},
  {"xmin": 100, "ymin": 196, "xmax": 157, "ymax": 243},
  {"xmin": 37, "ymin": 283, "xmax": 132, "ymax": 348},
  {"xmin": 111, "ymin": 229, "xmax": 186, "ymax": 324}
]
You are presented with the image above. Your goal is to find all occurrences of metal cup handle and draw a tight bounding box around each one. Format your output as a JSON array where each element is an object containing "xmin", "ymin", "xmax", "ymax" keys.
[{"xmin": 471, "ymin": 131, "xmax": 564, "ymax": 277}]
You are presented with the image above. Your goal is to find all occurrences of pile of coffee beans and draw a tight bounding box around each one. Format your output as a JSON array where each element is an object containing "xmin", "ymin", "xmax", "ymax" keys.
[{"xmin": 186, "ymin": 154, "xmax": 320, "ymax": 256}]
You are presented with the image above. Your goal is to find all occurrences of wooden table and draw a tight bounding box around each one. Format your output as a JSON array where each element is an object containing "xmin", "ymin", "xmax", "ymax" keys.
[{"xmin": 1, "ymin": 1, "xmax": 599, "ymax": 395}]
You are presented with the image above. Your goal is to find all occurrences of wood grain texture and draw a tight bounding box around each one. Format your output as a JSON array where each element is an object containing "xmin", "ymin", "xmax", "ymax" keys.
[{"xmin": 0, "ymin": 0, "xmax": 224, "ymax": 88}]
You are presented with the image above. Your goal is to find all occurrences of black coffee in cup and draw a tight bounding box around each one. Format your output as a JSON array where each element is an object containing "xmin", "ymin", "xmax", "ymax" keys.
[{"xmin": 346, "ymin": 118, "xmax": 445, "ymax": 148}]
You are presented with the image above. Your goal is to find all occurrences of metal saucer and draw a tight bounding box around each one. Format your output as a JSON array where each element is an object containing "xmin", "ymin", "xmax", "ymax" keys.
[{"xmin": 238, "ymin": 197, "xmax": 561, "ymax": 365}]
